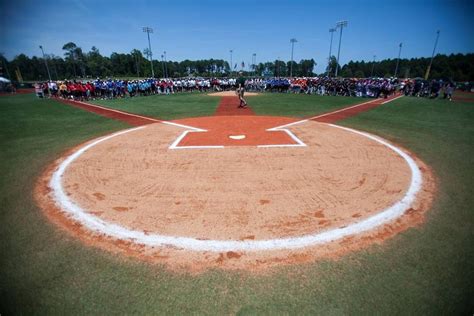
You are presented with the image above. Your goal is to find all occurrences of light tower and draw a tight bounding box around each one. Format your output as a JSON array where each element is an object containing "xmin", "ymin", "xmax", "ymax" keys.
[
  {"xmin": 394, "ymin": 43, "xmax": 403, "ymax": 78},
  {"xmin": 229, "ymin": 49, "xmax": 233, "ymax": 75},
  {"xmin": 163, "ymin": 51, "xmax": 168, "ymax": 78},
  {"xmin": 334, "ymin": 20, "xmax": 348, "ymax": 77},
  {"xmin": 370, "ymin": 55, "xmax": 376, "ymax": 77},
  {"xmin": 327, "ymin": 28, "xmax": 336, "ymax": 76},
  {"xmin": 39, "ymin": 45, "xmax": 52, "ymax": 82},
  {"xmin": 252, "ymin": 53, "xmax": 257, "ymax": 76},
  {"xmin": 142, "ymin": 26, "xmax": 154, "ymax": 77},
  {"xmin": 290, "ymin": 38, "xmax": 298, "ymax": 77},
  {"xmin": 425, "ymin": 30, "xmax": 440, "ymax": 80}
]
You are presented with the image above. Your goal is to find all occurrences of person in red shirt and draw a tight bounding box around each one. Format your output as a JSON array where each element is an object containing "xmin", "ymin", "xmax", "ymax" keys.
[
  {"xmin": 75, "ymin": 82, "xmax": 84, "ymax": 100},
  {"xmin": 85, "ymin": 82, "xmax": 93, "ymax": 100},
  {"xmin": 67, "ymin": 82, "xmax": 76, "ymax": 99}
]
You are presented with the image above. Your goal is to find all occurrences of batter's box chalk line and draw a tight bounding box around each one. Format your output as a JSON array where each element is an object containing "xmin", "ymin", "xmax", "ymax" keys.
[{"xmin": 167, "ymin": 120, "xmax": 307, "ymax": 149}]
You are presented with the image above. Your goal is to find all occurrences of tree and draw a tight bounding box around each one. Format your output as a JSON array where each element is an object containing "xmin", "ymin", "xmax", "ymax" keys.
[
  {"xmin": 274, "ymin": 60, "xmax": 287, "ymax": 77},
  {"xmin": 299, "ymin": 59, "xmax": 316, "ymax": 77},
  {"xmin": 62, "ymin": 42, "xmax": 78, "ymax": 78},
  {"xmin": 3, "ymin": 49, "xmax": 473, "ymax": 81},
  {"xmin": 341, "ymin": 66, "xmax": 353, "ymax": 78},
  {"xmin": 354, "ymin": 70, "xmax": 365, "ymax": 78},
  {"xmin": 327, "ymin": 56, "xmax": 338, "ymax": 76}
]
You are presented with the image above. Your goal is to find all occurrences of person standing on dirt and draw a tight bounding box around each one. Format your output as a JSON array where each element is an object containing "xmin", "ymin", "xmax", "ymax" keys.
[{"xmin": 236, "ymin": 71, "xmax": 248, "ymax": 108}]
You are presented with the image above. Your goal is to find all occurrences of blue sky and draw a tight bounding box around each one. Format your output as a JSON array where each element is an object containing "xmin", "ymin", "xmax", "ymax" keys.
[{"xmin": 1, "ymin": 0, "xmax": 473, "ymax": 73}]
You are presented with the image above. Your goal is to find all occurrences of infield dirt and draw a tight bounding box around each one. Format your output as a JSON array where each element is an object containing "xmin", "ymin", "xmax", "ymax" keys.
[{"xmin": 35, "ymin": 114, "xmax": 435, "ymax": 272}]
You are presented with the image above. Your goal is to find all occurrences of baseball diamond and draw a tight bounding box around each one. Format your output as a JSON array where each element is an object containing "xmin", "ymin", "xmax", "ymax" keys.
[
  {"xmin": 35, "ymin": 94, "xmax": 435, "ymax": 270},
  {"xmin": 3, "ymin": 2, "xmax": 473, "ymax": 312}
]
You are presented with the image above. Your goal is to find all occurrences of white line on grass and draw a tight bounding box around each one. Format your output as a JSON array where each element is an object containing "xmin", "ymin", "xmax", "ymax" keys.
[
  {"xmin": 74, "ymin": 100, "xmax": 161, "ymax": 123},
  {"xmin": 381, "ymin": 94, "xmax": 404, "ymax": 104}
]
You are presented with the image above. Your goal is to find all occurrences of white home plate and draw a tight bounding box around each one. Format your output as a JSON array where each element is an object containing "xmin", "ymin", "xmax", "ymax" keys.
[{"xmin": 229, "ymin": 135, "xmax": 246, "ymax": 140}]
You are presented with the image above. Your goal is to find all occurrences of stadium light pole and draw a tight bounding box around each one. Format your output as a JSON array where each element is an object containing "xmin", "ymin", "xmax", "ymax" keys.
[
  {"xmin": 394, "ymin": 42, "xmax": 403, "ymax": 78},
  {"xmin": 134, "ymin": 52, "xmax": 140, "ymax": 78},
  {"xmin": 334, "ymin": 20, "xmax": 348, "ymax": 77},
  {"xmin": 163, "ymin": 51, "xmax": 168, "ymax": 78},
  {"xmin": 229, "ymin": 49, "xmax": 233, "ymax": 76},
  {"xmin": 370, "ymin": 55, "xmax": 376, "ymax": 77},
  {"xmin": 142, "ymin": 26, "xmax": 155, "ymax": 78},
  {"xmin": 290, "ymin": 38, "xmax": 297, "ymax": 77},
  {"xmin": 252, "ymin": 53, "xmax": 256, "ymax": 76},
  {"xmin": 327, "ymin": 28, "xmax": 336, "ymax": 77},
  {"xmin": 39, "ymin": 45, "xmax": 52, "ymax": 82},
  {"xmin": 161, "ymin": 54, "xmax": 165, "ymax": 78},
  {"xmin": 424, "ymin": 30, "xmax": 440, "ymax": 80}
]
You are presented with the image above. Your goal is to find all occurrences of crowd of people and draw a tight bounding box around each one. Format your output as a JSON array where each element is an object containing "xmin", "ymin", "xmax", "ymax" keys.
[
  {"xmin": 252, "ymin": 77, "xmax": 398, "ymax": 98},
  {"xmin": 34, "ymin": 76, "xmax": 454, "ymax": 101},
  {"xmin": 401, "ymin": 79, "xmax": 455, "ymax": 100},
  {"xmin": 35, "ymin": 78, "xmax": 214, "ymax": 100}
]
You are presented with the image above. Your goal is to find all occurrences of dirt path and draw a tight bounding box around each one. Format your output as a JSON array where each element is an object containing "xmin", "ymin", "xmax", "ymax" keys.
[
  {"xmin": 214, "ymin": 96, "xmax": 255, "ymax": 116},
  {"xmin": 54, "ymin": 93, "xmax": 402, "ymax": 127},
  {"xmin": 56, "ymin": 98, "xmax": 157, "ymax": 126},
  {"xmin": 312, "ymin": 94, "xmax": 403, "ymax": 123},
  {"xmin": 0, "ymin": 88, "xmax": 34, "ymax": 96}
]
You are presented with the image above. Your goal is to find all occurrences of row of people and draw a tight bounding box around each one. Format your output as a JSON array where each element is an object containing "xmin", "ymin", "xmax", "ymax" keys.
[
  {"xmin": 35, "ymin": 76, "xmax": 454, "ymax": 100},
  {"xmin": 401, "ymin": 79, "xmax": 455, "ymax": 100}
]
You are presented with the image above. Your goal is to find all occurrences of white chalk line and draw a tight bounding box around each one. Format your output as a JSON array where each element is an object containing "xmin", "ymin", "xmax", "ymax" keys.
[
  {"xmin": 73, "ymin": 96, "xmax": 400, "ymax": 150},
  {"xmin": 168, "ymin": 119, "xmax": 307, "ymax": 149},
  {"xmin": 49, "ymin": 122, "xmax": 422, "ymax": 252},
  {"xmin": 70, "ymin": 100, "xmax": 305, "ymax": 149},
  {"xmin": 72, "ymin": 100, "xmax": 207, "ymax": 132},
  {"xmin": 258, "ymin": 126, "xmax": 307, "ymax": 148},
  {"xmin": 73, "ymin": 100, "xmax": 161, "ymax": 123},
  {"xmin": 269, "ymin": 94, "xmax": 403, "ymax": 131},
  {"xmin": 381, "ymin": 94, "xmax": 404, "ymax": 104}
]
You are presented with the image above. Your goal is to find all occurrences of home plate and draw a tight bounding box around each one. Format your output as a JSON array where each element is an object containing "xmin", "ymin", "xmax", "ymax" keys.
[{"xmin": 229, "ymin": 135, "xmax": 246, "ymax": 140}]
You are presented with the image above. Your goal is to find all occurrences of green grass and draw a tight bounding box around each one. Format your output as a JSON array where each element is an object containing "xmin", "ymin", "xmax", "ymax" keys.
[
  {"xmin": 92, "ymin": 92, "xmax": 363, "ymax": 120},
  {"xmin": 454, "ymin": 90, "xmax": 474, "ymax": 100},
  {"xmin": 91, "ymin": 92, "xmax": 220, "ymax": 120},
  {"xmin": 247, "ymin": 93, "xmax": 363, "ymax": 117},
  {"xmin": 0, "ymin": 93, "xmax": 473, "ymax": 314}
]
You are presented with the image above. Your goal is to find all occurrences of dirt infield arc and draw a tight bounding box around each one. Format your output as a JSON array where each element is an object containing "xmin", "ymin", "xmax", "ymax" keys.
[{"xmin": 36, "ymin": 97, "xmax": 435, "ymax": 270}]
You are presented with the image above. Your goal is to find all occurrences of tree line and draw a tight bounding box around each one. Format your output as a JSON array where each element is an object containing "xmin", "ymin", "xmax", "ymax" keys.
[
  {"xmin": 337, "ymin": 53, "xmax": 474, "ymax": 81},
  {"xmin": 0, "ymin": 42, "xmax": 472, "ymax": 81}
]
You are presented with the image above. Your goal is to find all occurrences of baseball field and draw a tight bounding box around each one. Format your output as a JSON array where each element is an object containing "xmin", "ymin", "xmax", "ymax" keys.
[{"xmin": 1, "ymin": 91, "xmax": 473, "ymax": 314}]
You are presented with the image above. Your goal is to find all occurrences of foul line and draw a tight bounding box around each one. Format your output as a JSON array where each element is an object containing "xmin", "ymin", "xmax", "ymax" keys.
[
  {"xmin": 67, "ymin": 100, "xmax": 304, "ymax": 148},
  {"xmin": 272, "ymin": 95, "xmax": 403, "ymax": 128},
  {"xmin": 381, "ymin": 94, "xmax": 404, "ymax": 104},
  {"xmin": 49, "ymin": 122, "xmax": 422, "ymax": 252},
  {"xmin": 65, "ymin": 100, "xmax": 209, "ymax": 132},
  {"xmin": 73, "ymin": 100, "xmax": 161, "ymax": 123}
]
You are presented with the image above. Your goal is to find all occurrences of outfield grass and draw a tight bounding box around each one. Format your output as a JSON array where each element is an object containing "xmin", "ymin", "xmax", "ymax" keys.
[
  {"xmin": 91, "ymin": 92, "xmax": 220, "ymax": 120},
  {"xmin": 454, "ymin": 90, "xmax": 474, "ymax": 101},
  {"xmin": 91, "ymin": 91, "xmax": 363, "ymax": 120},
  {"xmin": 247, "ymin": 93, "xmax": 362, "ymax": 117},
  {"xmin": 0, "ymin": 93, "xmax": 473, "ymax": 314}
]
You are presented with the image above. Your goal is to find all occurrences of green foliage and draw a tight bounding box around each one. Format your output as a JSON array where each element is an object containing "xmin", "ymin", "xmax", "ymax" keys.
[
  {"xmin": 326, "ymin": 55, "xmax": 339, "ymax": 76},
  {"xmin": 5, "ymin": 42, "xmax": 473, "ymax": 81},
  {"xmin": 340, "ymin": 53, "xmax": 474, "ymax": 80},
  {"xmin": 4, "ymin": 44, "xmax": 230, "ymax": 80}
]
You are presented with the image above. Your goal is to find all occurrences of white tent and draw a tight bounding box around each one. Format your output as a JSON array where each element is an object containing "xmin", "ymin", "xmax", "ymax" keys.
[{"xmin": 0, "ymin": 76, "xmax": 11, "ymax": 83}]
